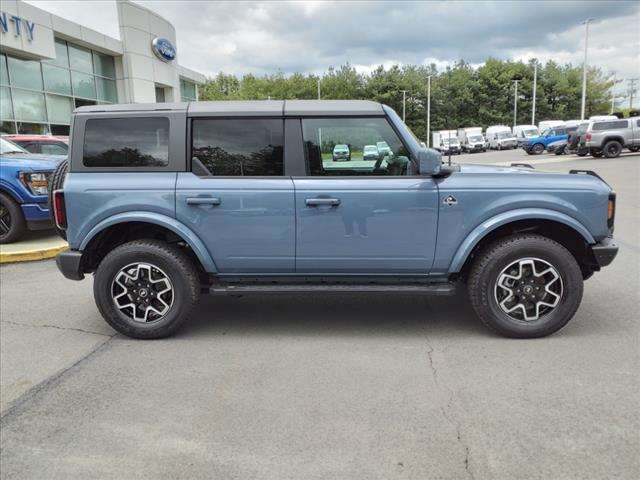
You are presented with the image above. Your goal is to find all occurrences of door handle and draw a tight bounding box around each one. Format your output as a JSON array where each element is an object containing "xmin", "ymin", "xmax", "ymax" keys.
[
  {"xmin": 186, "ymin": 197, "xmax": 221, "ymax": 206},
  {"xmin": 305, "ymin": 198, "xmax": 341, "ymax": 207}
]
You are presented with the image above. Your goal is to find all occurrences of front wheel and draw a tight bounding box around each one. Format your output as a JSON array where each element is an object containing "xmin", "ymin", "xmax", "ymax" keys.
[
  {"xmin": 93, "ymin": 240, "xmax": 201, "ymax": 339},
  {"xmin": 0, "ymin": 192, "xmax": 26, "ymax": 244},
  {"xmin": 531, "ymin": 143, "xmax": 545, "ymax": 155},
  {"xmin": 467, "ymin": 234, "xmax": 583, "ymax": 338}
]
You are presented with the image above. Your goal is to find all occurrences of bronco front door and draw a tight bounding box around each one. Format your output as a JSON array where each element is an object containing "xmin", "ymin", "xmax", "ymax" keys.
[{"xmin": 293, "ymin": 117, "xmax": 439, "ymax": 274}]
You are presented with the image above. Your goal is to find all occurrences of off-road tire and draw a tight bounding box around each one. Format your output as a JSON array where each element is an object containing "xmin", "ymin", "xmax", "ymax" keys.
[
  {"xmin": 94, "ymin": 240, "xmax": 201, "ymax": 339},
  {"xmin": 0, "ymin": 192, "xmax": 26, "ymax": 244},
  {"xmin": 467, "ymin": 234, "xmax": 583, "ymax": 338},
  {"xmin": 531, "ymin": 143, "xmax": 544, "ymax": 155},
  {"xmin": 48, "ymin": 159, "xmax": 68, "ymax": 240},
  {"xmin": 602, "ymin": 140, "xmax": 623, "ymax": 158},
  {"xmin": 590, "ymin": 148, "xmax": 603, "ymax": 158}
]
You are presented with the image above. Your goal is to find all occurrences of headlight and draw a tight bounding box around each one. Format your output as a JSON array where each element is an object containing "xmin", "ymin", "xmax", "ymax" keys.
[{"xmin": 19, "ymin": 172, "xmax": 50, "ymax": 196}]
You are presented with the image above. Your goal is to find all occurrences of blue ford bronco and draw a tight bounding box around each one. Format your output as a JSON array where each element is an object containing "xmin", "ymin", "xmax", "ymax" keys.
[{"xmin": 52, "ymin": 100, "xmax": 618, "ymax": 339}]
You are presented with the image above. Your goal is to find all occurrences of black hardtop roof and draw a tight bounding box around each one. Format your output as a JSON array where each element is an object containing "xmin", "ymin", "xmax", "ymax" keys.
[{"xmin": 74, "ymin": 99, "xmax": 385, "ymax": 117}]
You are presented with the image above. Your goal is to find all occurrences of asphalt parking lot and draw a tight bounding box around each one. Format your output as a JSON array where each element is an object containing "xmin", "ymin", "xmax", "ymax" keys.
[{"xmin": 1, "ymin": 148, "xmax": 639, "ymax": 479}]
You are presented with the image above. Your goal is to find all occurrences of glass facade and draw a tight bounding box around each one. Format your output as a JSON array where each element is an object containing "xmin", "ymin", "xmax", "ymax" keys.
[
  {"xmin": 180, "ymin": 79, "xmax": 197, "ymax": 101},
  {"xmin": 0, "ymin": 38, "xmax": 117, "ymax": 135}
]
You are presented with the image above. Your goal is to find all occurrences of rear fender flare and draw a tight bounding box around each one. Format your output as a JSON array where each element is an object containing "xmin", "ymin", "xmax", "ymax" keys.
[
  {"xmin": 79, "ymin": 211, "xmax": 217, "ymax": 272},
  {"xmin": 449, "ymin": 208, "xmax": 595, "ymax": 273}
]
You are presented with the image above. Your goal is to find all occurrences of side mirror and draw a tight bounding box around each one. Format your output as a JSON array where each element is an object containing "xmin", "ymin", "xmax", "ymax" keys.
[{"xmin": 417, "ymin": 148, "xmax": 441, "ymax": 176}]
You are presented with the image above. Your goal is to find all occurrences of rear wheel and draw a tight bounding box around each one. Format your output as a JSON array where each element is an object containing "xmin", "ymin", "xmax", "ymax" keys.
[
  {"xmin": 629, "ymin": 146, "xmax": 640, "ymax": 152},
  {"xmin": 468, "ymin": 234, "xmax": 583, "ymax": 338},
  {"xmin": 48, "ymin": 159, "xmax": 68, "ymax": 240},
  {"xmin": 531, "ymin": 143, "xmax": 544, "ymax": 155},
  {"xmin": 0, "ymin": 192, "xmax": 26, "ymax": 244},
  {"xmin": 590, "ymin": 148, "xmax": 603, "ymax": 158},
  {"xmin": 93, "ymin": 240, "xmax": 201, "ymax": 339},
  {"xmin": 603, "ymin": 141, "xmax": 622, "ymax": 158}
]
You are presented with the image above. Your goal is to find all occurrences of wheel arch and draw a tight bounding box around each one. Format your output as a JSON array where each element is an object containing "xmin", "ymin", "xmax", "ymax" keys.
[
  {"xmin": 0, "ymin": 183, "xmax": 25, "ymax": 204},
  {"xmin": 602, "ymin": 135, "xmax": 625, "ymax": 145},
  {"xmin": 450, "ymin": 209, "xmax": 596, "ymax": 276},
  {"xmin": 79, "ymin": 212, "xmax": 217, "ymax": 274}
]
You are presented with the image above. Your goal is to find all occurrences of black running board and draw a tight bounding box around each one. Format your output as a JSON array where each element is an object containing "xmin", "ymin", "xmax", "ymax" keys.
[{"xmin": 209, "ymin": 283, "xmax": 456, "ymax": 296}]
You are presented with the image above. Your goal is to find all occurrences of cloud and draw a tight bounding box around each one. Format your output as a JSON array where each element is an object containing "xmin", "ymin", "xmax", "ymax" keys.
[{"xmin": 26, "ymin": 0, "xmax": 640, "ymax": 84}]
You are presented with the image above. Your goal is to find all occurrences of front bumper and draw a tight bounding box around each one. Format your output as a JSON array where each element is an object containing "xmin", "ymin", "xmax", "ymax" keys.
[
  {"xmin": 590, "ymin": 237, "xmax": 618, "ymax": 267},
  {"xmin": 56, "ymin": 250, "xmax": 85, "ymax": 281}
]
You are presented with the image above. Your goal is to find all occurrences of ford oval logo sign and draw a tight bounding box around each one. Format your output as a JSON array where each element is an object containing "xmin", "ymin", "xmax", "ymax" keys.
[{"xmin": 151, "ymin": 37, "xmax": 176, "ymax": 62}]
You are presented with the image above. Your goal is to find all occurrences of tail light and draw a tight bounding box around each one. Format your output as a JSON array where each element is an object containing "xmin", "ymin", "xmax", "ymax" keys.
[
  {"xmin": 585, "ymin": 132, "xmax": 592, "ymax": 141},
  {"xmin": 607, "ymin": 193, "xmax": 616, "ymax": 231},
  {"xmin": 52, "ymin": 190, "xmax": 67, "ymax": 230}
]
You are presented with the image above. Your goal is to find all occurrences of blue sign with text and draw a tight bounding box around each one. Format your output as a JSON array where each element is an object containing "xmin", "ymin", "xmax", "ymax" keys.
[
  {"xmin": 0, "ymin": 11, "xmax": 35, "ymax": 41},
  {"xmin": 151, "ymin": 37, "xmax": 176, "ymax": 62}
]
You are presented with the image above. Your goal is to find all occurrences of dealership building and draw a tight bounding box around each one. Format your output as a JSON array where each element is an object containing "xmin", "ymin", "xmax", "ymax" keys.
[{"xmin": 0, "ymin": 0, "xmax": 206, "ymax": 135}]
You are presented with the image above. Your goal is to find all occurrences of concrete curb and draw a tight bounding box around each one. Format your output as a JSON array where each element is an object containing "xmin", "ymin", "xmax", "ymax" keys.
[{"xmin": 0, "ymin": 245, "xmax": 68, "ymax": 264}]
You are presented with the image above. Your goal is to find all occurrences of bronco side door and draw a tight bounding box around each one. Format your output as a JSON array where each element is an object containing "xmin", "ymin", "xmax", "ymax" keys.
[{"xmin": 291, "ymin": 115, "xmax": 439, "ymax": 274}]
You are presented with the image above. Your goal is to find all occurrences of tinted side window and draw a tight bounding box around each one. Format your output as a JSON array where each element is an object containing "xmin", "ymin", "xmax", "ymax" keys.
[
  {"xmin": 593, "ymin": 120, "xmax": 629, "ymax": 131},
  {"xmin": 41, "ymin": 143, "xmax": 68, "ymax": 155},
  {"xmin": 192, "ymin": 119, "xmax": 284, "ymax": 176},
  {"xmin": 301, "ymin": 117, "xmax": 410, "ymax": 176},
  {"xmin": 83, "ymin": 117, "xmax": 169, "ymax": 167}
]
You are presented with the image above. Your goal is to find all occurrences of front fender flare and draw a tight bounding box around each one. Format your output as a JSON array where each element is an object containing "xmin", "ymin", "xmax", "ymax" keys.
[
  {"xmin": 449, "ymin": 208, "xmax": 595, "ymax": 273},
  {"xmin": 79, "ymin": 211, "xmax": 217, "ymax": 273}
]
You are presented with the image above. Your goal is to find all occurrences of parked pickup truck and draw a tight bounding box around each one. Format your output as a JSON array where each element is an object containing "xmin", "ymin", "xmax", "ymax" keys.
[
  {"xmin": 52, "ymin": 100, "xmax": 618, "ymax": 339},
  {"xmin": 584, "ymin": 118, "xmax": 640, "ymax": 158},
  {"xmin": 0, "ymin": 137, "xmax": 64, "ymax": 243}
]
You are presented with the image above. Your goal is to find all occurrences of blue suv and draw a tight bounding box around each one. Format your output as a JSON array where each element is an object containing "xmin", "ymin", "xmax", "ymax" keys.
[
  {"xmin": 0, "ymin": 137, "xmax": 64, "ymax": 243},
  {"xmin": 53, "ymin": 100, "xmax": 618, "ymax": 339},
  {"xmin": 525, "ymin": 126, "xmax": 576, "ymax": 154}
]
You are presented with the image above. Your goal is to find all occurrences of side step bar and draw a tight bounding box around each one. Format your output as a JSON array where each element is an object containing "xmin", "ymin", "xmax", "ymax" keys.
[{"xmin": 209, "ymin": 283, "xmax": 456, "ymax": 296}]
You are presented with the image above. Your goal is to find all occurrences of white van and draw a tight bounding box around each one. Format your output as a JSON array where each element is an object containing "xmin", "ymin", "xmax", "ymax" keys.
[
  {"xmin": 485, "ymin": 126, "xmax": 517, "ymax": 150},
  {"xmin": 512, "ymin": 125, "xmax": 540, "ymax": 147},
  {"xmin": 589, "ymin": 115, "xmax": 618, "ymax": 121},
  {"xmin": 538, "ymin": 120, "xmax": 566, "ymax": 134},
  {"xmin": 457, "ymin": 127, "xmax": 486, "ymax": 153}
]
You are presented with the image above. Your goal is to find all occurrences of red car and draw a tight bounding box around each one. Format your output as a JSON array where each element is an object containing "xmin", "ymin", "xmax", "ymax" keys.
[{"xmin": 3, "ymin": 135, "xmax": 68, "ymax": 156}]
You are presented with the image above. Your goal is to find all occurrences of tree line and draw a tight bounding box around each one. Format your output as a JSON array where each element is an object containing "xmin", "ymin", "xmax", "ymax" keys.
[{"xmin": 199, "ymin": 58, "xmax": 618, "ymax": 141}]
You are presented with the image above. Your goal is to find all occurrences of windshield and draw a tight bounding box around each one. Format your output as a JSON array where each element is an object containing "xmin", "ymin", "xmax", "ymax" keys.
[
  {"xmin": 523, "ymin": 129, "xmax": 539, "ymax": 137},
  {"xmin": 363, "ymin": 146, "xmax": 378, "ymax": 153},
  {"xmin": 0, "ymin": 137, "xmax": 28, "ymax": 154},
  {"xmin": 497, "ymin": 132, "xmax": 513, "ymax": 139},
  {"xmin": 468, "ymin": 135, "xmax": 483, "ymax": 142}
]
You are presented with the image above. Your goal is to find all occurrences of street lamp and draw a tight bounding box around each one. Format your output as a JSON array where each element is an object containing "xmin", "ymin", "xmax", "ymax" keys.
[
  {"xmin": 580, "ymin": 18, "xmax": 594, "ymax": 120},
  {"xmin": 401, "ymin": 90, "xmax": 408, "ymax": 122},
  {"xmin": 531, "ymin": 61, "xmax": 537, "ymax": 125},
  {"xmin": 426, "ymin": 76, "xmax": 432, "ymax": 148},
  {"xmin": 317, "ymin": 78, "xmax": 321, "ymax": 100},
  {"xmin": 513, "ymin": 79, "xmax": 520, "ymax": 128}
]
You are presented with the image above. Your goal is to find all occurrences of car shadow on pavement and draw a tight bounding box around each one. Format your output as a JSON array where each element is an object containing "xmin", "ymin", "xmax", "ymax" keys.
[{"xmin": 178, "ymin": 288, "xmax": 489, "ymax": 340}]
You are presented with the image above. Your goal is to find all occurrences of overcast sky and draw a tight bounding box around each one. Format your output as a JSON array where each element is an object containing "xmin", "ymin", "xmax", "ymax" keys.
[{"xmin": 28, "ymin": 1, "xmax": 640, "ymax": 100}]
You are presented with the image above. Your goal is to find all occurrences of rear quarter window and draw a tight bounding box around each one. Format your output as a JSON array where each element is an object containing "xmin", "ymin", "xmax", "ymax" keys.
[
  {"xmin": 83, "ymin": 117, "xmax": 169, "ymax": 167},
  {"xmin": 592, "ymin": 120, "xmax": 629, "ymax": 131}
]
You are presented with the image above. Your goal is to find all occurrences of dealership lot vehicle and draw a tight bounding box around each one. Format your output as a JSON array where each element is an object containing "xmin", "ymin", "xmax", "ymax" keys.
[
  {"xmin": 51, "ymin": 100, "xmax": 618, "ymax": 340},
  {"xmin": 584, "ymin": 118, "xmax": 640, "ymax": 158},
  {"xmin": 513, "ymin": 124, "xmax": 540, "ymax": 147},
  {"xmin": 433, "ymin": 130, "xmax": 461, "ymax": 155},
  {"xmin": 3, "ymin": 135, "xmax": 69, "ymax": 156},
  {"xmin": 457, "ymin": 127, "xmax": 486, "ymax": 152},
  {"xmin": 525, "ymin": 124, "xmax": 577, "ymax": 154},
  {"xmin": 363, "ymin": 144, "xmax": 379, "ymax": 160},
  {"xmin": 0, "ymin": 138, "xmax": 63, "ymax": 243},
  {"xmin": 332, "ymin": 144, "xmax": 351, "ymax": 161},
  {"xmin": 485, "ymin": 125, "xmax": 517, "ymax": 149}
]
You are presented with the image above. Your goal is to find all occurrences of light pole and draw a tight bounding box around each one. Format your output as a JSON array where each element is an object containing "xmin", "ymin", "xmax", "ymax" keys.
[
  {"xmin": 610, "ymin": 71, "xmax": 616, "ymax": 113},
  {"xmin": 531, "ymin": 61, "xmax": 537, "ymax": 125},
  {"xmin": 513, "ymin": 79, "xmax": 519, "ymax": 128},
  {"xmin": 580, "ymin": 18, "xmax": 594, "ymax": 120},
  {"xmin": 426, "ymin": 76, "xmax": 432, "ymax": 147},
  {"xmin": 317, "ymin": 78, "xmax": 321, "ymax": 100},
  {"xmin": 401, "ymin": 90, "xmax": 408, "ymax": 122}
]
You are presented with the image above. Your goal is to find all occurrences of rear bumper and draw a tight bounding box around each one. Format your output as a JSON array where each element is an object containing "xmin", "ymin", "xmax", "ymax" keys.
[
  {"xmin": 590, "ymin": 237, "xmax": 618, "ymax": 267},
  {"xmin": 56, "ymin": 250, "xmax": 85, "ymax": 280}
]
